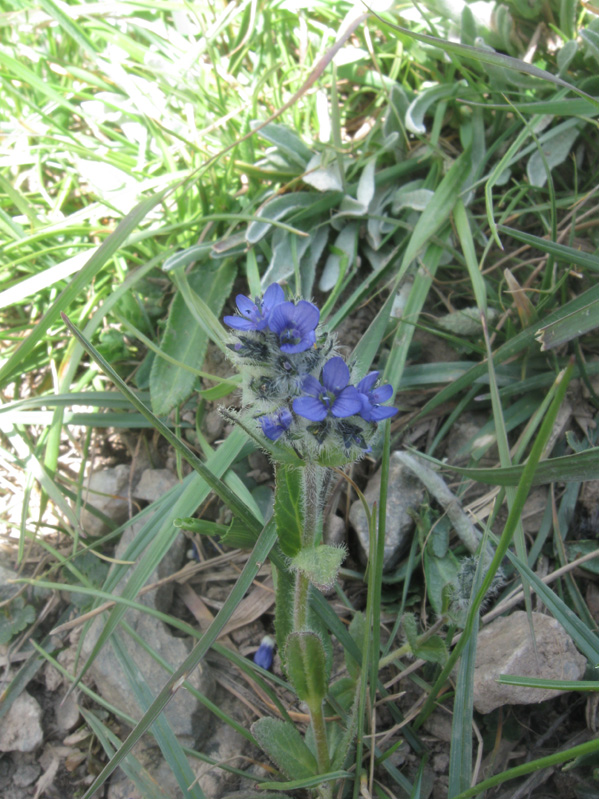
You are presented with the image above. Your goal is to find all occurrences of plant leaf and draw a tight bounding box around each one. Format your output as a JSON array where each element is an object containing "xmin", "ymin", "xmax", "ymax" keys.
[
  {"xmin": 150, "ymin": 262, "xmax": 235, "ymax": 415},
  {"xmin": 285, "ymin": 631, "xmax": 328, "ymax": 704},
  {"xmin": 251, "ymin": 717, "xmax": 319, "ymax": 780},
  {"xmin": 274, "ymin": 464, "xmax": 304, "ymax": 557}
]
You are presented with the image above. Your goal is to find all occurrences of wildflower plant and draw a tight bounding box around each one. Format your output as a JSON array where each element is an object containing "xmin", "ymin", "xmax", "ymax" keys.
[{"xmin": 223, "ymin": 282, "xmax": 397, "ymax": 797}]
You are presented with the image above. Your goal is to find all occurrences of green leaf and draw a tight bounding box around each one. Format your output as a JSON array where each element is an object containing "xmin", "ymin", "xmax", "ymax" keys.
[
  {"xmin": 374, "ymin": 13, "xmax": 599, "ymax": 108},
  {"xmin": 251, "ymin": 717, "xmax": 319, "ymax": 780},
  {"xmin": 424, "ymin": 546, "xmax": 460, "ymax": 616},
  {"xmin": 527, "ymin": 124, "xmax": 581, "ymax": 187},
  {"xmin": 285, "ymin": 631, "xmax": 328, "ymax": 705},
  {"xmin": 345, "ymin": 613, "xmax": 366, "ymax": 681},
  {"xmin": 0, "ymin": 598, "xmax": 35, "ymax": 645},
  {"xmin": 162, "ymin": 244, "xmax": 213, "ymax": 272},
  {"xmin": 150, "ymin": 262, "xmax": 235, "ymax": 415},
  {"xmin": 246, "ymin": 193, "xmax": 316, "ymax": 244},
  {"xmin": 405, "ymin": 81, "xmax": 466, "ymax": 134},
  {"xmin": 433, "ymin": 446, "xmax": 599, "ymax": 486},
  {"xmin": 253, "ymin": 122, "xmax": 313, "ymax": 168},
  {"xmin": 535, "ymin": 299, "xmax": 599, "ymax": 351},
  {"xmin": 497, "ymin": 225, "xmax": 599, "ymax": 272},
  {"xmin": 414, "ymin": 635, "xmax": 449, "ymax": 666},
  {"xmin": 274, "ymin": 464, "xmax": 304, "ymax": 557},
  {"xmin": 565, "ymin": 541, "xmax": 599, "ymax": 575},
  {"xmin": 291, "ymin": 545, "xmax": 346, "ymax": 589}
]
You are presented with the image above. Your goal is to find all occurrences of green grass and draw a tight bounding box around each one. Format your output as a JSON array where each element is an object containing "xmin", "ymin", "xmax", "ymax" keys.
[{"xmin": 2, "ymin": 0, "xmax": 599, "ymax": 797}]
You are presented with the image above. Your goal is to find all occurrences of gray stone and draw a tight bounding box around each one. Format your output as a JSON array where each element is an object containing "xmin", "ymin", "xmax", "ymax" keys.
[
  {"xmin": 192, "ymin": 721, "xmax": 250, "ymax": 798},
  {"xmin": 81, "ymin": 516, "xmax": 214, "ymax": 741},
  {"xmin": 472, "ymin": 611, "xmax": 587, "ymax": 714},
  {"xmin": 12, "ymin": 754, "xmax": 40, "ymax": 787},
  {"xmin": 349, "ymin": 452, "xmax": 425, "ymax": 568},
  {"xmin": 0, "ymin": 692, "xmax": 43, "ymax": 752},
  {"xmin": 324, "ymin": 514, "xmax": 346, "ymax": 547},
  {"xmin": 133, "ymin": 468, "xmax": 179, "ymax": 502},
  {"xmin": 203, "ymin": 409, "xmax": 225, "ymax": 443},
  {"xmin": 80, "ymin": 464, "xmax": 131, "ymax": 536},
  {"xmin": 54, "ymin": 689, "xmax": 80, "ymax": 732},
  {"xmin": 107, "ymin": 742, "xmax": 183, "ymax": 799}
]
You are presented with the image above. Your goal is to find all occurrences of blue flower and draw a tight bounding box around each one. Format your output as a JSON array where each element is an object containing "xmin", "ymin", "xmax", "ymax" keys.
[
  {"xmin": 258, "ymin": 407, "xmax": 293, "ymax": 441},
  {"xmin": 357, "ymin": 372, "xmax": 398, "ymax": 422},
  {"xmin": 253, "ymin": 635, "xmax": 275, "ymax": 670},
  {"xmin": 224, "ymin": 283, "xmax": 285, "ymax": 331},
  {"xmin": 268, "ymin": 300, "xmax": 319, "ymax": 354},
  {"xmin": 293, "ymin": 357, "xmax": 362, "ymax": 421}
]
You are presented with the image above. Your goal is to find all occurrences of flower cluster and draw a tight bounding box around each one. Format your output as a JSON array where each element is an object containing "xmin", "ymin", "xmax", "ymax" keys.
[{"xmin": 223, "ymin": 283, "xmax": 397, "ymax": 463}]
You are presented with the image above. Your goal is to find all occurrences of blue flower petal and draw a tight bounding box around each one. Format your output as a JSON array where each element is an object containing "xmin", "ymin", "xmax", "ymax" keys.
[
  {"xmin": 224, "ymin": 315, "xmax": 258, "ymax": 331},
  {"xmin": 279, "ymin": 329, "xmax": 315, "ymax": 353},
  {"xmin": 236, "ymin": 294, "xmax": 258, "ymax": 317},
  {"xmin": 258, "ymin": 407, "xmax": 293, "ymax": 440},
  {"xmin": 301, "ymin": 375, "xmax": 323, "ymax": 397},
  {"xmin": 262, "ymin": 283, "xmax": 285, "ymax": 313},
  {"xmin": 253, "ymin": 636, "xmax": 275, "ymax": 670},
  {"xmin": 371, "ymin": 383, "xmax": 393, "ymax": 404},
  {"xmin": 368, "ymin": 405, "xmax": 398, "ymax": 421},
  {"xmin": 322, "ymin": 357, "xmax": 350, "ymax": 392},
  {"xmin": 293, "ymin": 395, "xmax": 328, "ymax": 421},
  {"xmin": 331, "ymin": 386, "xmax": 362, "ymax": 417},
  {"xmin": 294, "ymin": 300, "xmax": 320, "ymax": 331},
  {"xmin": 267, "ymin": 302, "xmax": 295, "ymax": 334},
  {"xmin": 357, "ymin": 371, "xmax": 379, "ymax": 394}
]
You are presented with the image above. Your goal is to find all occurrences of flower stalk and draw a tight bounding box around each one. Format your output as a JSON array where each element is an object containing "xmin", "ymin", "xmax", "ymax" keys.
[{"xmin": 223, "ymin": 282, "xmax": 398, "ymax": 795}]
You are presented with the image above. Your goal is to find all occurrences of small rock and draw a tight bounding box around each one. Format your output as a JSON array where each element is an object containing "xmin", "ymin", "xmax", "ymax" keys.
[
  {"xmin": 0, "ymin": 692, "xmax": 43, "ymax": 752},
  {"xmin": 54, "ymin": 689, "xmax": 80, "ymax": 732},
  {"xmin": 445, "ymin": 411, "xmax": 497, "ymax": 465},
  {"xmin": 192, "ymin": 721, "xmax": 250, "ymax": 798},
  {"xmin": 349, "ymin": 452, "xmax": 425, "ymax": 568},
  {"xmin": 422, "ymin": 709, "xmax": 453, "ymax": 743},
  {"xmin": 107, "ymin": 742, "xmax": 183, "ymax": 799},
  {"xmin": 520, "ymin": 487, "xmax": 548, "ymax": 534},
  {"xmin": 432, "ymin": 752, "xmax": 449, "ymax": 774},
  {"xmin": 11, "ymin": 753, "xmax": 41, "ymax": 787},
  {"xmin": 80, "ymin": 464, "xmax": 131, "ymax": 536},
  {"xmin": 133, "ymin": 468, "xmax": 179, "ymax": 501},
  {"xmin": 203, "ymin": 409, "xmax": 225, "ymax": 443},
  {"xmin": 472, "ymin": 611, "xmax": 587, "ymax": 714},
  {"xmin": 44, "ymin": 659, "xmax": 62, "ymax": 693},
  {"xmin": 81, "ymin": 516, "xmax": 215, "ymax": 741},
  {"xmin": 324, "ymin": 514, "xmax": 346, "ymax": 547}
]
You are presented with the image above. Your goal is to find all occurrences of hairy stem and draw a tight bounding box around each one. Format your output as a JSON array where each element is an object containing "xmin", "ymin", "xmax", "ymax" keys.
[
  {"xmin": 309, "ymin": 699, "xmax": 332, "ymax": 798},
  {"xmin": 293, "ymin": 570, "xmax": 310, "ymax": 631},
  {"xmin": 292, "ymin": 462, "xmax": 322, "ymax": 631}
]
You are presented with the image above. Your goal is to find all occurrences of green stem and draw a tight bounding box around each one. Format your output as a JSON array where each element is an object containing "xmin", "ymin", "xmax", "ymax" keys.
[
  {"xmin": 292, "ymin": 462, "xmax": 322, "ymax": 631},
  {"xmin": 308, "ymin": 699, "xmax": 332, "ymax": 798},
  {"xmin": 378, "ymin": 617, "xmax": 448, "ymax": 670},
  {"xmin": 301, "ymin": 461, "xmax": 321, "ymax": 547},
  {"xmin": 293, "ymin": 570, "xmax": 310, "ymax": 631}
]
